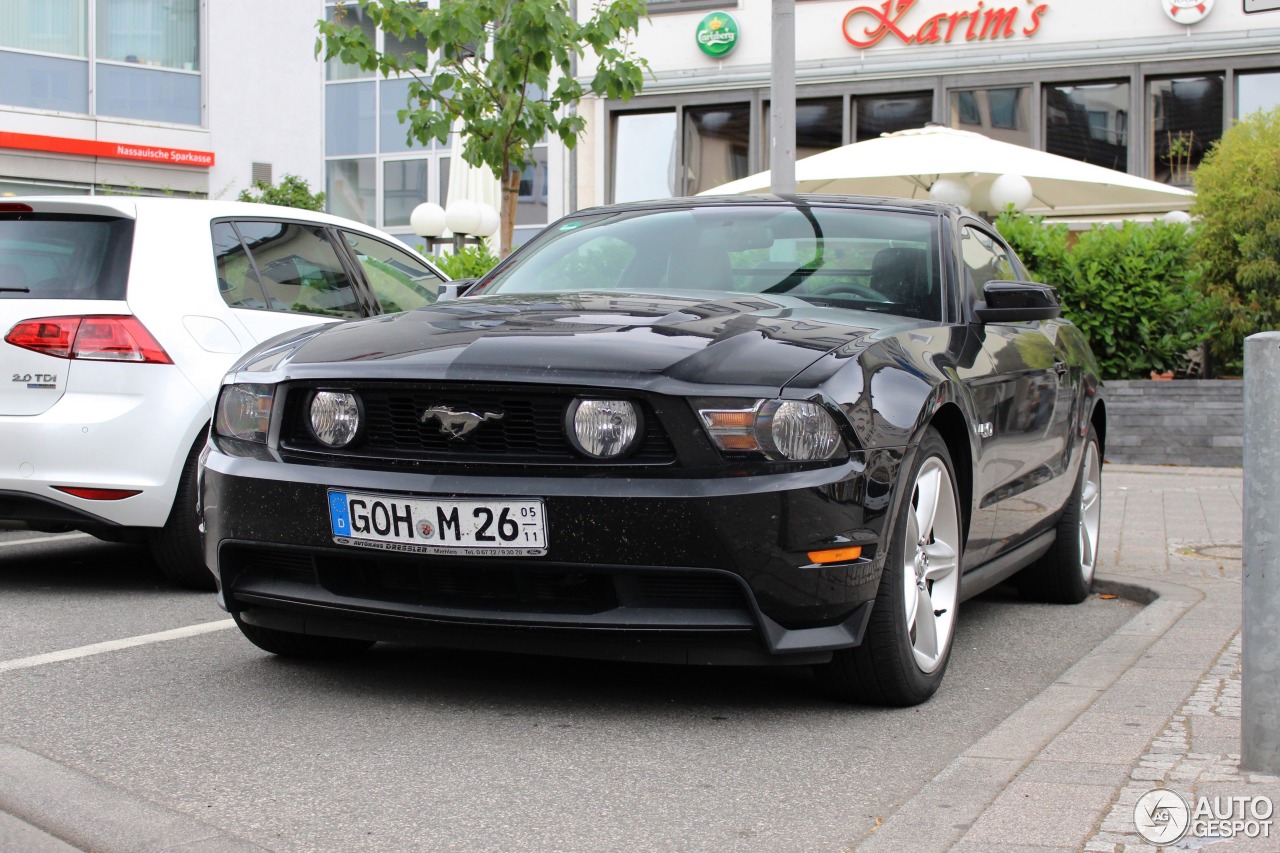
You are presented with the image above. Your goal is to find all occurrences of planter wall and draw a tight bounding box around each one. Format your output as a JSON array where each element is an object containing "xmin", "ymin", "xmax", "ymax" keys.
[{"xmin": 1102, "ymin": 379, "xmax": 1242, "ymax": 467}]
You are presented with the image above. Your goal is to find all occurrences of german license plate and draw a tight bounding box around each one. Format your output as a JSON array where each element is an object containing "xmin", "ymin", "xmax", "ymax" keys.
[{"xmin": 327, "ymin": 491, "xmax": 547, "ymax": 556}]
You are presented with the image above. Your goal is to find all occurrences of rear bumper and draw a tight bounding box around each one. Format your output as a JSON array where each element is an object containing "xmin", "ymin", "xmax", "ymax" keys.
[{"xmin": 0, "ymin": 363, "xmax": 208, "ymax": 530}]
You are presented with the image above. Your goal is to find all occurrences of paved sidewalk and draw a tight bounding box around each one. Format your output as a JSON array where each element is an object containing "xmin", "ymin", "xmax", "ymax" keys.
[{"xmin": 863, "ymin": 464, "xmax": 1280, "ymax": 851}]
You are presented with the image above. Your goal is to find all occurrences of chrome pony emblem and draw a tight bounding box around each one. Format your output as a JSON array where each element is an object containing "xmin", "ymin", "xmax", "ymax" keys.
[{"xmin": 419, "ymin": 405, "xmax": 504, "ymax": 440}]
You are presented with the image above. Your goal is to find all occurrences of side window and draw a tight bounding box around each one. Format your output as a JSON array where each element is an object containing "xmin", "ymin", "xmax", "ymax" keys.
[
  {"xmin": 960, "ymin": 225, "xmax": 1017, "ymax": 304},
  {"xmin": 233, "ymin": 221, "xmax": 364, "ymax": 319},
  {"xmin": 212, "ymin": 222, "xmax": 269, "ymax": 309},
  {"xmin": 341, "ymin": 230, "xmax": 444, "ymax": 314}
]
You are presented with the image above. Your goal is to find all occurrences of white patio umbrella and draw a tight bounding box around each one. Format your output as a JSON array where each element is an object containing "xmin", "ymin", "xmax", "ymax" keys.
[
  {"xmin": 701, "ymin": 125, "xmax": 1193, "ymax": 218},
  {"xmin": 446, "ymin": 128, "xmax": 502, "ymax": 252}
]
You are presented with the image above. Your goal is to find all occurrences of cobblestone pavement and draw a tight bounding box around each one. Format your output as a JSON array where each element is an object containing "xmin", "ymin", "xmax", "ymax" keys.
[{"xmin": 861, "ymin": 464, "xmax": 1280, "ymax": 852}]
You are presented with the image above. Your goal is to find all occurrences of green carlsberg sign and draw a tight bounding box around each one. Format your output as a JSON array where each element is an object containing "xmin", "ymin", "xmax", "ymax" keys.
[{"xmin": 696, "ymin": 12, "xmax": 739, "ymax": 58}]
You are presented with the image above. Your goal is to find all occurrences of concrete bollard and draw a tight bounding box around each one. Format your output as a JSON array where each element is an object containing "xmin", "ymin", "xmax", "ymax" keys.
[{"xmin": 1243, "ymin": 331, "xmax": 1280, "ymax": 774}]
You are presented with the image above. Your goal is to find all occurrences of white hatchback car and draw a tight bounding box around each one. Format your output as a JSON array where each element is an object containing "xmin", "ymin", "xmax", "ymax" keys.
[{"xmin": 1, "ymin": 196, "xmax": 447, "ymax": 588}]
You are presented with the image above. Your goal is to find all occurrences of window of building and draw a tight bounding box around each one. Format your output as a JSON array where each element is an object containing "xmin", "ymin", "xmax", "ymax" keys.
[
  {"xmin": 327, "ymin": 158, "xmax": 376, "ymax": 226},
  {"xmin": 1045, "ymin": 81, "xmax": 1129, "ymax": 171},
  {"xmin": 855, "ymin": 92, "xmax": 932, "ymax": 142},
  {"xmin": 517, "ymin": 145, "xmax": 548, "ymax": 226},
  {"xmin": 684, "ymin": 102, "xmax": 750, "ymax": 195},
  {"xmin": 325, "ymin": 81, "xmax": 376, "ymax": 157},
  {"xmin": 96, "ymin": 0, "xmax": 197, "ymax": 69},
  {"xmin": 613, "ymin": 111, "xmax": 677, "ymax": 203},
  {"xmin": 383, "ymin": 159, "xmax": 429, "ymax": 228},
  {"xmin": 763, "ymin": 97, "xmax": 843, "ymax": 167},
  {"xmin": 0, "ymin": 0, "xmax": 198, "ymax": 124},
  {"xmin": 1148, "ymin": 75, "xmax": 1223, "ymax": 185},
  {"xmin": 1238, "ymin": 70, "xmax": 1280, "ymax": 118},
  {"xmin": 949, "ymin": 87, "xmax": 1031, "ymax": 146},
  {"xmin": 0, "ymin": 0, "xmax": 86, "ymax": 54}
]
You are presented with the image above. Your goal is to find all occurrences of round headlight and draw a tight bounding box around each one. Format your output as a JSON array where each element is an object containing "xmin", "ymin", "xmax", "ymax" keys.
[
  {"xmin": 567, "ymin": 399, "xmax": 640, "ymax": 459},
  {"xmin": 761, "ymin": 400, "xmax": 842, "ymax": 461},
  {"xmin": 309, "ymin": 391, "xmax": 361, "ymax": 448}
]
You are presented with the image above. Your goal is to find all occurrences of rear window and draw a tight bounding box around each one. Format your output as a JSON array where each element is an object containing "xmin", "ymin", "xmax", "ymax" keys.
[{"xmin": 0, "ymin": 214, "xmax": 135, "ymax": 301}]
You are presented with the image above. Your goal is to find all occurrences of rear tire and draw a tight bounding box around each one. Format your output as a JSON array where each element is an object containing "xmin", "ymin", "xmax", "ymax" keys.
[
  {"xmin": 149, "ymin": 437, "xmax": 216, "ymax": 591},
  {"xmin": 816, "ymin": 427, "xmax": 963, "ymax": 706},
  {"xmin": 234, "ymin": 614, "xmax": 375, "ymax": 658},
  {"xmin": 1015, "ymin": 424, "xmax": 1102, "ymax": 604}
]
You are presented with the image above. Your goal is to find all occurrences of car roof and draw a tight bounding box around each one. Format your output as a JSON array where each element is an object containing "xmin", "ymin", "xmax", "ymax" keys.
[
  {"xmin": 4, "ymin": 195, "xmax": 388, "ymax": 232},
  {"xmin": 569, "ymin": 193, "xmax": 966, "ymax": 218}
]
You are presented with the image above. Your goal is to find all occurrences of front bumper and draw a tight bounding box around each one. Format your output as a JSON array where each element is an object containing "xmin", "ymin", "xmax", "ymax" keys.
[{"xmin": 203, "ymin": 446, "xmax": 904, "ymax": 663}]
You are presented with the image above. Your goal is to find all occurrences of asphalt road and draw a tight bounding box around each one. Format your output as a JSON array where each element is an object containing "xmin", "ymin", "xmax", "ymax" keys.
[{"xmin": 0, "ymin": 528, "xmax": 1138, "ymax": 853}]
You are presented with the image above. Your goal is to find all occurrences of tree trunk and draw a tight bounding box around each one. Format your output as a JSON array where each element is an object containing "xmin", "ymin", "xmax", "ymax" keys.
[{"xmin": 500, "ymin": 166, "xmax": 521, "ymax": 258}]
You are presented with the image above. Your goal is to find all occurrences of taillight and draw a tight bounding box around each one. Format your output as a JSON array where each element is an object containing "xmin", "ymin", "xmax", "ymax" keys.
[{"xmin": 4, "ymin": 315, "xmax": 172, "ymax": 364}]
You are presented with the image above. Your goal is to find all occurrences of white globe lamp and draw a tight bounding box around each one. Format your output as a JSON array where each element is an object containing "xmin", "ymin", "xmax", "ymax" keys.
[
  {"xmin": 988, "ymin": 174, "xmax": 1034, "ymax": 212},
  {"xmin": 410, "ymin": 202, "xmax": 447, "ymax": 238},
  {"xmin": 445, "ymin": 199, "xmax": 482, "ymax": 237},
  {"xmin": 1162, "ymin": 210, "xmax": 1193, "ymax": 225},
  {"xmin": 474, "ymin": 203, "xmax": 500, "ymax": 238},
  {"xmin": 928, "ymin": 177, "xmax": 972, "ymax": 207}
]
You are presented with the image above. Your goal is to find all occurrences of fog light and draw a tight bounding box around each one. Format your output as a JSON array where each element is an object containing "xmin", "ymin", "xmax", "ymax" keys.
[
  {"xmin": 567, "ymin": 399, "xmax": 640, "ymax": 459},
  {"xmin": 309, "ymin": 391, "xmax": 361, "ymax": 448}
]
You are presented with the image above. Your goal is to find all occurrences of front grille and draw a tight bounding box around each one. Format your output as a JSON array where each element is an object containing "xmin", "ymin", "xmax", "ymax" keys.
[{"xmin": 280, "ymin": 383, "xmax": 677, "ymax": 467}]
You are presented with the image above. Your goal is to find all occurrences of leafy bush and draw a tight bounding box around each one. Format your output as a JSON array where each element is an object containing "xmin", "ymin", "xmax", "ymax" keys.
[
  {"xmin": 1191, "ymin": 107, "xmax": 1280, "ymax": 372},
  {"xmin": 996, "ymin": 212, "xmax": 1209, "ymax": 380},
  {"xmin": 430, "ymin": 245, "xmax": 499, "ymax": 280},
  {"xmin": 237, "ymin": 174, "xmax": 325, "ymax": 211}
]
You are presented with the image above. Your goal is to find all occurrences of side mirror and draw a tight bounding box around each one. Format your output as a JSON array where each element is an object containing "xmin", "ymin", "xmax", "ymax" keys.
[
  {"xmin": 436, "ymin": 278, "xmax": 479, "ymax": 302},
  {"xmin": 973, "ymin": 280, "xmax": 1061, "ymax": 323}
]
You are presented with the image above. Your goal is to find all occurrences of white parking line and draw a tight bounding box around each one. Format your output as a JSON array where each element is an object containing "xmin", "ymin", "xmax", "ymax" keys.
[
  {"xmin": 0, "ymin": 533, "xmax": 95, "ymax": 548},
  {"xmin": 0, "ymin": 620, "xmax": 236, "ymax": 674}
]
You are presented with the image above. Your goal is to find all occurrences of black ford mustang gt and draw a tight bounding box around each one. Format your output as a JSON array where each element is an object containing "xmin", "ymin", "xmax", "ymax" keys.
[{"xmin": 202, "ymin": 195, "xmax": 1104, "ymax": 706}]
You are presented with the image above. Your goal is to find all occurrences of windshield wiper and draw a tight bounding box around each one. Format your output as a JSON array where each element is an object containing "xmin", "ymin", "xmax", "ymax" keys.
[{"xmin": 0, "ymin": 286, "xmax": 31, "ymax": 293}]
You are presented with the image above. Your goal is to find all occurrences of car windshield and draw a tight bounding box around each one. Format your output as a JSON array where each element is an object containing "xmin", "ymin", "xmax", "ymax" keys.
[{"xmin": 478, "ymin": 205, "xmax": 943, "ymax": 321}]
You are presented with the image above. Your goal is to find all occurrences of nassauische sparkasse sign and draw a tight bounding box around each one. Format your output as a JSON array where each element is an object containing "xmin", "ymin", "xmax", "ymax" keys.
[{"xmin": 842, "ymin": 0, "xmax": 1050, "ymax": 49}]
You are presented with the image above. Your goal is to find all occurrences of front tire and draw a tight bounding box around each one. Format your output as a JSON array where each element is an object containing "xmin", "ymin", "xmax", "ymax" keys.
[
  {"xmin": 817, "ymin": 426, "xmax": 963, "ymax": 706},
  {"xmin": 1015, "ymin": 423, "xmax": 1102, "ymax": 604},
  {"xmin": 149, "ymin": 437, "xmax": 216, "ymax": 591},
  {"xmin": 233, "ymin": 614, "xmax": 376, "ymax": 658}
]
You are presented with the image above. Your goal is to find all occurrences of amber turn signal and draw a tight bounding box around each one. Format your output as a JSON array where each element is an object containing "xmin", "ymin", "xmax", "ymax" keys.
[{"xmin": 807, "ymin": 546, "xmax": 863, "ymax": 564}]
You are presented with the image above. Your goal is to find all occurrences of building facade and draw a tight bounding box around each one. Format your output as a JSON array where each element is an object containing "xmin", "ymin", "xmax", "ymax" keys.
[
  {"xmin": 581, "ymin": 0, "xmax": 1280, "ymax": 215},
  {"xmin": 1, "ymin": 0, "xmax": 1278, "ymax": 244}
]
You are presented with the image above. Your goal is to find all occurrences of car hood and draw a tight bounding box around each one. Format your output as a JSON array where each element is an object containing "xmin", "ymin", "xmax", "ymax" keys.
[{"xmin": 241, "ymin": 292, "xmax": 929, "ymax": 392}]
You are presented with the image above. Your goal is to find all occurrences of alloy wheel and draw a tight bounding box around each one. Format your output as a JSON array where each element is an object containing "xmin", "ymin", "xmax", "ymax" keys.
[
  {"xmin": 901, "ymin": 456, "xmax": 961, "ymax": 674},
  {"xmin": 1078, "ymin": 441, "xmax": 1102, "ymax": 585}
]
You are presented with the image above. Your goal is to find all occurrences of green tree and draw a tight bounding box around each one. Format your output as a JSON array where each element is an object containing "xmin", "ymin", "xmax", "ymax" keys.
[
  {"xmin": 1192, "ymin": 107, "xmax": 1280, "ymax": 371},
  {"xmin": 317, "ymin": 0, "xmax": 649, "ymax": 257},
  {"xmin": 237, "ymin": 174, "xmax": 326, "ymax": 211}
]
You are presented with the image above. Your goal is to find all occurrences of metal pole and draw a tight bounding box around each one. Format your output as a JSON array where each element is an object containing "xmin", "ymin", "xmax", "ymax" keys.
[
  {"xmin": 770, "ymin": 0, "xmax": 796, "ymax": 196},
  {"xmin": 1243, "ymin": 330, "xmax": 1280, "ymax": 774}
]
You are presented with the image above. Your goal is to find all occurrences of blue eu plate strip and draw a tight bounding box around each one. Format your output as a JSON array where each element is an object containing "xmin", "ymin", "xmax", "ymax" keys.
[{"xmin": 328, "ymin": 491, "xmax": 351, "ymax": 537}]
